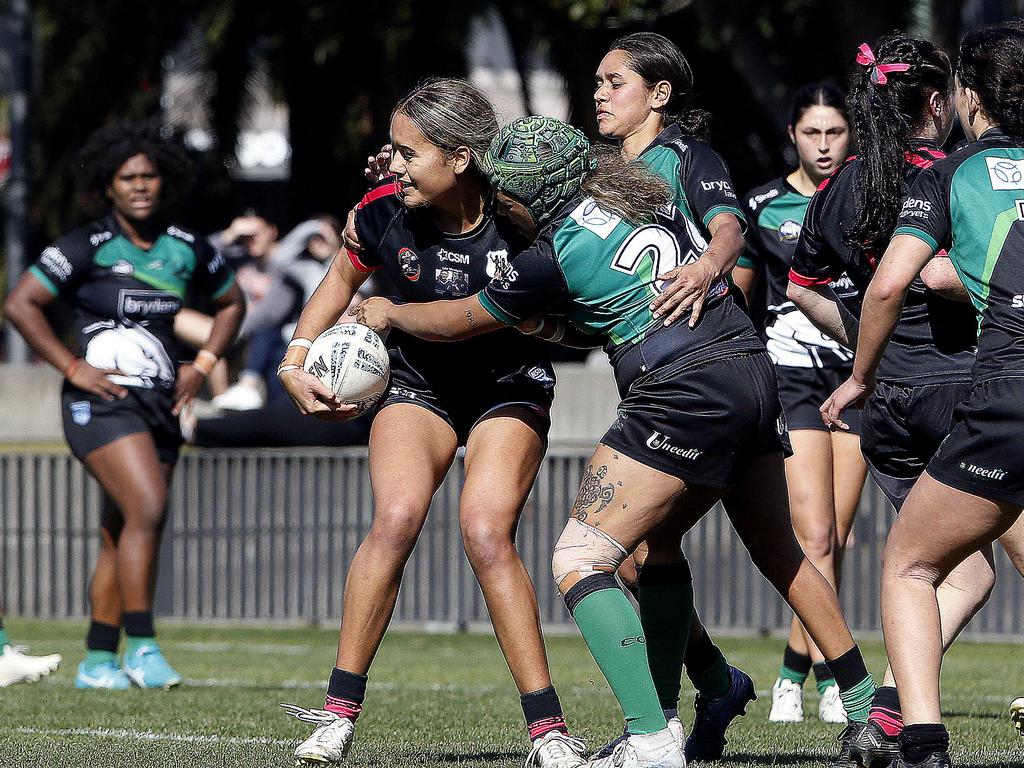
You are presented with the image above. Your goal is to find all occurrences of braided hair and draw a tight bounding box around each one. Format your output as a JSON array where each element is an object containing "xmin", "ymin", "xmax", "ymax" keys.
[
  {"xmin": 957, "ymin": 22, "xmax": 1024, "ymax": 139},
  {"xmin": 609, "ymin": 32, "xmax": 711, "ymax": 142},
  {"xmin": 76, "ymin": 120, "xmax": 193, "ymax": 216},
  {"xmin": 844, "ymin": 32, "xmax": 951, "ymax": 256}
]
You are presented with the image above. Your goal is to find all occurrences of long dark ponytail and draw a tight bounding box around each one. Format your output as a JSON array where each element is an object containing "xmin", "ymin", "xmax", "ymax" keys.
[
  {"xmin": 844, "ymin": 32, "xmax": 951, "ymax": 256},
  {"xmin": 609, "ymin": 32, "xmax": 711, "ymax": 142},
  {"xmin": 957, "ymin": 22, "xmax": 1024, "ymax": 139}
]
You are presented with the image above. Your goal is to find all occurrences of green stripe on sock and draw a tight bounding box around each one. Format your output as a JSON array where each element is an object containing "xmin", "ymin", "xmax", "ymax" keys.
[
  {"xmin": 637, "ymin": 577, "xmax": 693, "ymax": 710},
  {"xmin": 839, "ymin": 676, "xmax": 875, "ymax": 723},
  {"xmin": 779, "ymin": 663, "xmax": 808, "ymax": 686},
  {"xmin": 572, "ymin": 586, "xmax": 668, "ymax": 735}
]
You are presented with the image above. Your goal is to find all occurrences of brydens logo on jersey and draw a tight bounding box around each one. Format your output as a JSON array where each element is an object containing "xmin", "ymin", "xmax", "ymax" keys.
[
  {"xmin": 900, "ymin": 197, "xmax": 931, "ymax": 219},
  {"xmin": 959, "ymin": 460, "xmax": 1008, "ymax": 481},
  {"xmin": 118, "ymin": 289, "xmax": 181, "ymax": 319},
  {"xmin": 986, "ymin": 157, "xmax": 1024, "ymax": 189},
  {"xmin": 646, "ymin": 431, "xmax": 702, "ymax": 460},
  {"xmin": 398, "ymin": 247, "xmax": 420, "ymax": 281}
]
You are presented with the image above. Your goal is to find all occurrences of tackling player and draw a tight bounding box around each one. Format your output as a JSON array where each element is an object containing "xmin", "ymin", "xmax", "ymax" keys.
[
  {"xmin": 5, "ymin": 122, "xmax": 244, "ymax": 690},
  {"xmin": 735, "ymin": 83, "xmax": 864, "ymax": 726},
  {"xmin": 277, "ymin": 79, "xmax": 586, "ymax": 768},
  {"xmin": 591, "ymin": 31, "xmax": 756, "ymax": 762},
  {"xmin": 821, "ymin": 23, "xmax": 1024, "ymax": 767},
  {"xmin": 354, "ymin": 116, "xmax": 877, "ymax": 768}
]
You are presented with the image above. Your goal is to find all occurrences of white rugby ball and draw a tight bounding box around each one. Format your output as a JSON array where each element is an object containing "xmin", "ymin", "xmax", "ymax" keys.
[{"xmin": 304, "ymin": 323, "xmax": 390, "ymax": 415}]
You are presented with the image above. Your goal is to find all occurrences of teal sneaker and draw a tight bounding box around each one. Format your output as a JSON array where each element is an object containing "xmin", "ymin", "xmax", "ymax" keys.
[
  {"xmin": 75, "ymin": 652, "xmax": 130, "ymax": 689},
  {"xmin": 122, "ymin": 641, "xmax": 181, "ymax": 690}
]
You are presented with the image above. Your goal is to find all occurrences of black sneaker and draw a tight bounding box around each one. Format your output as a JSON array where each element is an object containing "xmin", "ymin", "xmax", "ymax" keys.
[
  {"xmin": 684, "ymin": 665, "xmax": 757, "ymax": 763},
  {"xmin": 893, "ymin": 751, "xmax": 952, "ymax": 768},
  {"xmin": 848, "ymin": 721, "xmax": 901, "ymax": 768},
  {"xmin": 830, "ymin": 723, "xmax": 868, "ymax": 768}
]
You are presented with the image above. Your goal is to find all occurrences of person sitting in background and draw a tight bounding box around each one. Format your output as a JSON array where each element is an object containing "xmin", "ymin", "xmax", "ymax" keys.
[
  {"xmin": 209, "ymin": 214, "xmax": 279, "ymax": 303},
  {"xmin": 177, "ymin": 216, "xmax": 349, "ymax": 411}
]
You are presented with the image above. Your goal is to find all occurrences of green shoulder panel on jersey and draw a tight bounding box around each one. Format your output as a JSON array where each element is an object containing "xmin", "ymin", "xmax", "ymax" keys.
[
  {"xmin": 755, "ymin": 190, "xmax": 810, "ymax": 237},
  {"xmin": 642, "ymin": 145, "xmax": 698, "ymax": 225},
  {"xmin": 94, "ymin": 234, "xmax": 199, "ymax": 298},
  {"xmin": 550, "ymin": 200, "xmax": 663, "ymax": 347}
]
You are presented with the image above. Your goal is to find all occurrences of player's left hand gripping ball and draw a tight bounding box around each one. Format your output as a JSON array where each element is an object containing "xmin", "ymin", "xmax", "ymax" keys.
[{"xmin": 352, "ymin": 297, "xmax": 394, "ymax": 335}]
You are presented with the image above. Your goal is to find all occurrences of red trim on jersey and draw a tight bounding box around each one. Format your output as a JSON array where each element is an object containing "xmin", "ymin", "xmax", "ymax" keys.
[
  {"xmin": 788, "ymin": 268, "xmax": 834, "ymax": 288},
  {"xmin": 357, "ymin": 181, "xmax": 401, "ymax": 209},
  {"xmin": 346, "ymin": 247, "xmax": 379, "ymax": 273},
  {"xmin": 903, "ymin": 151, "xmax": 934, "ymax": 169}
]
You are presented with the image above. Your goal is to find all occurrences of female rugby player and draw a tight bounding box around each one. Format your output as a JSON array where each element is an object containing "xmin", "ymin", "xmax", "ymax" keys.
[
  {"xmin": 277, "ymin": 79, "xmax": 586, "ymax": 768},
  {"xmin": 822, "ymin": 23, "xmax": 1024, "ymax": 767},
  {"xmin": 5, "ymin": 122, "xmax": 244, "ymax": 689},
  {"xmin": 733, "ymin": 83, "xmax": 864, "ymax": 725},
  {"xmin": 355, "ymin": 116, "xmax": 877, "ymax": 768},
  {"xmin": 789, "ymin": 32, "xmax": 1024, "ymax": 765},
  {"xmin": 590, "ymin": 31, "xmax": 755, "ymax": 762}
]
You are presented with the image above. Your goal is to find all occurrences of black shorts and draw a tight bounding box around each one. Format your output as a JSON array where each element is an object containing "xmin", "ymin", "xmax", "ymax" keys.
[
  {"xmin": 377, "ymin": 350, "xmax": 555, "ymax": 446},
  {"xmin": 775, "ymin": 364, "xmax": 861, "ymax": 434},
  {"xmin": 61, "ymin": 384, "xmax": 183, "ymax": 465},
  {"xmin": 861, "ymin": 378, "xmax": 972, "ymax": 510},
  {"xmin": 927, "ymin": 375, "xmax": 1024, "ymax": 508},
  {"xmin": 602, "ymin": 352, "xmax": 791, "ymax": 489}
]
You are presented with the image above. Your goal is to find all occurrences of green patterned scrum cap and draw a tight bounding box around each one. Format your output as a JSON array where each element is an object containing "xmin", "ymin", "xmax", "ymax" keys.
[{"xmin": 481, "ymin": 116, "xmax": 597, "ymax": 226}]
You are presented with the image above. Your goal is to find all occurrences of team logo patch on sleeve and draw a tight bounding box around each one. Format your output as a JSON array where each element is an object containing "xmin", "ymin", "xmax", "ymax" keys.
[
  {"xmin": 398, "ymin": 248, "xmax": 420, "ymax": 281},
  {"xmin": 986, "ymin": 157, "xmax": 1024, "ymax": 189},
  {"xmin": 778, "ymin": 220, "xmax": 802, "ymax": 242},
  {"xmin": 485, "ymin": 249, "xmax": 518, "ymax": 289},
  {"xmin": 70, "ymin": 400, "xmax": 92, "ymax": 426}
]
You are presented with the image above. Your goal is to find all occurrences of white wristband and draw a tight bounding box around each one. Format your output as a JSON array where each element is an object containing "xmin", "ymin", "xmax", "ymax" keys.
[
  {"xmin": 277, "ymin": 363, "xmax": 302, "ymax": 376},
  {"xmin": 288, "ymin": 338, "xmax": 313, "ymax": 350}
]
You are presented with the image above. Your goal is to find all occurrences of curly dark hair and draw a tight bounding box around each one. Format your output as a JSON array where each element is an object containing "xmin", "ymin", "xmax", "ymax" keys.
[
  {"xmin": 957, "ymin": 22, "xmax": 1024, "ymax": 139},
  {"xmin": 75, "ymin": 120, "xmax": 194, "ymax": 215},
  {"xmin": 844, "ymin": 32, "xmax": 951, "ymax": 257},
  {"xmin": 609, "ymin": 32, "xmax": 712, "ymax": 142}
]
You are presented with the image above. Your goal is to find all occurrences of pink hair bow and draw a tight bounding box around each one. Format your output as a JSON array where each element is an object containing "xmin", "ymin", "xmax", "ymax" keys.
[{"xmin": 856, "ymin": 43, "xmax": 911, "ymax": 85}]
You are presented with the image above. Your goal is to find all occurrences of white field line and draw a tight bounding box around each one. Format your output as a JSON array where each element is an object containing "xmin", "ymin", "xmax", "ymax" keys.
[
  {"xmin": 8, "ymin": 726, "xmax": 292, "ymax": 747},
  {"xmin": 176, "ymin": 641, "xmax": 315, "ymax": 656}
]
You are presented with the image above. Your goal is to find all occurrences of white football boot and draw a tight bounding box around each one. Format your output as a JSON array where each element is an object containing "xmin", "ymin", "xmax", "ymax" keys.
[
  {"xmin": 817, "ymin": 684, "xmax": 848, "ymax": 724},
  {"xmin": 525, "ymin": 730, "xmax": 587, "ymax": 767},
  {"xmin": 594, "ymin": 710, "xmax": 683, "ymax": 760},
  {"xmin": 768, "ymin": 678, "xmax": 804, "ymax": 723},
  {"xmin": 665, "ymin": 714, "xmax": 685, "ymax": 752},
  {"xmin": 0, "ymin": 645, "xmax": 62, "ymax": 687},
  {"xmin": 282, "ymin": 704, "xmax": 355, "ymax": 765},
  {"xmin": 584, "ymin": 727, "xmax": 685, "ymax": 768}
]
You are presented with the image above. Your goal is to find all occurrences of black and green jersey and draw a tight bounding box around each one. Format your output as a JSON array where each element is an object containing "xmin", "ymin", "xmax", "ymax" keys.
[
  {"xmin": 740, "ymin": 176, "xmax": 857, "ymax": 369},
  {"xmin": 639, "ymin": 125, "xmax": 745, "ymax": 304},
  {"xmin": 895, "ymin": 128, "xmax": 1024, "ymax": 380},
  {"xmin": 479, "ymin": 195, "xmax": 763, "ymax": 394},
  {"xmin": 30, "ymin": 214, "xmax": 235, "ymax": 391}
]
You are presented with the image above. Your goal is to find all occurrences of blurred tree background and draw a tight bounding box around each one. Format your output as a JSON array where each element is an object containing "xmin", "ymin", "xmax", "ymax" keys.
[{"xmin": 3, "ymin": 0, "xmax": 1003, "ymax": 266}]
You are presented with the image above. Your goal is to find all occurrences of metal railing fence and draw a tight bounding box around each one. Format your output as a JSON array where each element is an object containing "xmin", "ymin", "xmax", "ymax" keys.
[{"xmin": 2, "ymin": 448, "xmax": 1022, "ymax": 638}]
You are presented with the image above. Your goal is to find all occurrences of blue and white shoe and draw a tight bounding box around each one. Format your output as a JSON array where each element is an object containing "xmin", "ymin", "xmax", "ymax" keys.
[
  {"xmin": 122, "ymin": 641, "xmax": 181, "ymax": 690},
  {"xmin": 685, "ymin": 665, "xmax": 757, "ymax": 762},
  {"xmin": 75, "ymin": 654, "xmax": 130, "ymax": 689}
]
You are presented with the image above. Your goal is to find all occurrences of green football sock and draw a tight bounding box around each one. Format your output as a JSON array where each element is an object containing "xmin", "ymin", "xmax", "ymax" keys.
[
  {"xmin": 636, "ymin": 560, "xmax": 694, "ymax": 711},
  {"xmin": 84, "ymin": 649, "xmax": 116, "ymax": 666},
  {"xmin": 779, "ymin": 644, "xmax": 811, "ymax": 686},
  {"xmin": 813, "ymin": 661, "xmax": 836, "ymax": 697},
  {"xmin": 0, "ymin": 627, "xmax": 9, "ymax": 649},
  {"xmin": 566, "ymin": 573, "xmax": 668, "ymax": 735},
  {"xmin": 685, "ymin": 626, "xmax": 731, "ymax": 700},
  {"xmin": 828, "ymin": 646, "xmax": 875, "ymax": 723}
]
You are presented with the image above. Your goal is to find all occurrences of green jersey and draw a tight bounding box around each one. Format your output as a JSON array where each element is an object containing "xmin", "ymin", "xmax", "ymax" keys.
[
  {"xmin": 895, "ymin": 128, "xmax": 1024, "ymax": 380},
  {"xmin": 479, "ymin": 195, "xmax": 762, "ymax": 393}
]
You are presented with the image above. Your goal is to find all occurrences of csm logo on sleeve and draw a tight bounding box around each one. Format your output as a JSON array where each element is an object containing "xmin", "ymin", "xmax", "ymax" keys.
[{"xmin": 986, "ymin": 157, "xmax": 1024, "ymax": 189}]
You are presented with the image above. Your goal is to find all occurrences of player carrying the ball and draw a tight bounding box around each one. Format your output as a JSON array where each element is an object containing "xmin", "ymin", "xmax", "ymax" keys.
[
  {"xmin": 354, "ymin": 116, "xmax": 877, "ymax": 768},
  {"xmin": 277, "ymin": 79, "xmax": 587, "ymax": 768}
]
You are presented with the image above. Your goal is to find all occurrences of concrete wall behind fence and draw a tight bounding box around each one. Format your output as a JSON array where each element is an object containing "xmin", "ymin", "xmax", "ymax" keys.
[{"xmin": 2, "ymin": 447, "xmax": 1022, "ymax": 639}]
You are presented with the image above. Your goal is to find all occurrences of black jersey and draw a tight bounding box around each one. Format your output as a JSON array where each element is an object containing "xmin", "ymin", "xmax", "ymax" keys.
[
  {"xmin": 740, "ymin": 176, "xmax": 859, "ymax": 369},
  {"xmin": 477, "ymin": 195, "xmax": 763, "ymax": 396},
  {"xmin": 790, "ymin": 143, "xmax": 976, "ymax": 385},
  {"xmin": 30, "ymin": 214, "xmax": 235, "ymax": 391},
  {"xmin": 351, "ymin": 179, "xmax": 553, "ymax": 386}
]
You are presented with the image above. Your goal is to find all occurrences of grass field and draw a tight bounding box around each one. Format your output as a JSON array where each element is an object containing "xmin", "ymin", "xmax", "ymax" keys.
[{"xmin": 1, "ymin": 621, "xmax": 1022, "ymax": 768}]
